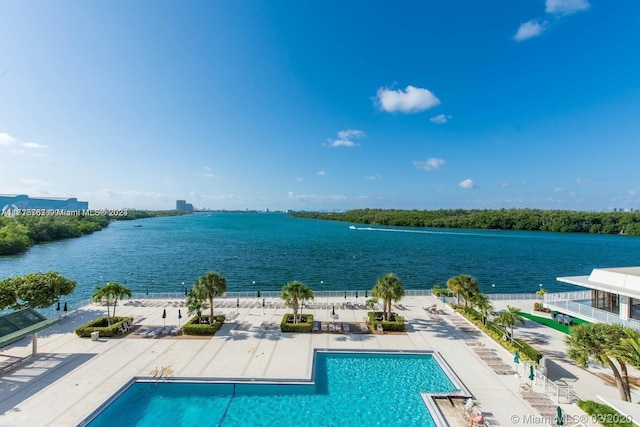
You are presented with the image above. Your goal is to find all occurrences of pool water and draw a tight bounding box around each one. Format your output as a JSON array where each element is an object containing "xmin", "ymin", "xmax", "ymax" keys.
[{"xmin": 87, "ymin": 352, "xmax": 458, "ymax": 427}]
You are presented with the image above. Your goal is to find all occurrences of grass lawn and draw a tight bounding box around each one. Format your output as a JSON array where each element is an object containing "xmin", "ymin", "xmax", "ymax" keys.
[{"xmin": 521, "ymin": 312, "xmax": 590, "ymax": 334}]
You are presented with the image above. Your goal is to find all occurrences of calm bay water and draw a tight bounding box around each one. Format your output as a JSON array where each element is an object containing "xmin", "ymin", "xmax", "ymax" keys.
[{"xmin": 1, "ymin": 212, "xmax": 639, "ymax": 308}]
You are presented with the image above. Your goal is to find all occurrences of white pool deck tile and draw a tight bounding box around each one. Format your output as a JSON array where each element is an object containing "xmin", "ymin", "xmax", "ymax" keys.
[{"xmin": 0, "ymin": 296, "xmax": 632, "ymax": 427}]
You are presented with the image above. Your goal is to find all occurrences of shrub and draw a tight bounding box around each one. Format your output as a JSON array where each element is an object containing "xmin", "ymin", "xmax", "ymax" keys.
[
  {"xmin": 368, "ymin": 311, "xmax": 406, "ymax": 332},
  {"xmin": 280, "ymin": 313, "xmax": 313, "ymax": 332},
  {"xmin": 75, "ymin": 316, "xmax": 133, "ymax": 338},
  {"xmin": 454, "ymin": 307, "xmax": 542, "ymax": 363},
  {"xmin": 533, "ymin": 302, "xmax": 551, "ymax": 313},
  {"xmin": 577, "ymin": 400, "xmax": 633, "ymax": 427},
  {"xmin": 182, "ymin": 314, "xmax": 225, "ymax": 336}
]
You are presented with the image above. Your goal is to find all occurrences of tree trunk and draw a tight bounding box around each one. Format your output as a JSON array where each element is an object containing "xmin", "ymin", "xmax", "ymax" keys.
[
  {"xmin": 106, "ymin": 301, "xmax": 111, "ymax": 326},
  {"xmin": 209, "ymin": 297, "xmax": 214, "ymax": 323},
  {"xmin": 605, "ymin": 357, "xmax": 630, "ymax": 401},
  {"xmin": 616, "ymin": 357, "xmax": 632, "ymax": 402}
]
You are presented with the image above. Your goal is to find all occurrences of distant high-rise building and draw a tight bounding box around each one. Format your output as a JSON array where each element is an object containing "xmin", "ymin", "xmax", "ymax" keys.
[{"xmin": 176, "ymin": 200, "xmax": 194, "ymax": 213}]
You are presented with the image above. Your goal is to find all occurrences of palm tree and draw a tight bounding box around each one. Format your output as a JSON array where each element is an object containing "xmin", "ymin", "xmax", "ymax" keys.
[
  {"xmin": 566, "ymin": 323, "xmax": 631, "ymax": 401},
  {"xmin": 280, "ymin": 281, "xmax": 313, "ymax": 323},
  {"xmin": 495, "ymin": 305, "xmax": 525, "ymax": 342},
  {"xmin": 446, "ymin": 274, "xmax": 479, "ymax": 306},
  {"xmin": 470, "ymin": 292, "xmax": 493, "ymax": 325},
  {"xmin": 372, "ymin": 273, "xmax": 405, "ymax": 321},
  {"xmin": 186, "ymin": 288, "xmax": 206, "ymax": 324},
  {"xmin": 195, "ymin": 271, "xmax": 227, "ymax": 322},
  {"xmin": 106, "ymin": 282, "xmax": 131, "ymax": 319},
  {"xmin": 91, "ymin": 282, "xmax": 131, "ymax": 326}
]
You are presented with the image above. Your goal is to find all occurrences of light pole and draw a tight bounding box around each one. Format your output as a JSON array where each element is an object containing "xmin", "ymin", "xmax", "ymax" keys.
[
  {"xmin": 253, "ymin": 281, "xmax": 256, "ymax": 298},
  {"xmin": 182, "ymin": 281, "xmax": 185, "ymax": 299},
  {"xmin": 320, "ymin": 280, "xmax": 323, "ymax": 301}
]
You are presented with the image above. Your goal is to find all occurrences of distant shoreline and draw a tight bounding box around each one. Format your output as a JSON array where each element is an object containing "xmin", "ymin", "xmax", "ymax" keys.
[{"xmin": 288, "ymin": 208, "xmax": 639, "ymax": 236}]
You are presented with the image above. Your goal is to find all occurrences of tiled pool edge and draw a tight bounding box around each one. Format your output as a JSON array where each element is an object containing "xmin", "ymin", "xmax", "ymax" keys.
[{"xmin": 77, "ymin": 349, "xmax": 471, "ymax": 427}]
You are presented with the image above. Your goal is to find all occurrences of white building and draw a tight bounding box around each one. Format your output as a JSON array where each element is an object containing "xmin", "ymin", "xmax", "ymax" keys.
[{"xmin": 545, "ymin": 266, "xmax": 640, "ymax": 330}]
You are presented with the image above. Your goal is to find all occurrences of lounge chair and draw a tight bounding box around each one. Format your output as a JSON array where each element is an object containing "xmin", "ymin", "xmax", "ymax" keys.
[
  {"xmin": 321, "ymin": 322, "xmax": 328, "ymax": 332},
  {"xmin": 312, "ymin": 321, "xmax": 319, "ymax": 332},
  {"xmin": 342, "ymin": 323, "xmax": 350, "ymax": 333},
  {"xmin": 359, "ymin": 323, "xmax": 369, "ymax": 333}
]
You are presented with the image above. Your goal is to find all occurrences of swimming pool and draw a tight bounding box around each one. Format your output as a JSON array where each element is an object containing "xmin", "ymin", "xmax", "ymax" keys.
[{"xmin": 83, "ymin": 351, "xmax": 466, "ymax": 427}]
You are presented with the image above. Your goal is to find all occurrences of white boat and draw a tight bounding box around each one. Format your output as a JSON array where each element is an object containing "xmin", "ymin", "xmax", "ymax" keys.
[{"xmin": 349, "ymin": 225, "xmax": 356, "ymax": 230}]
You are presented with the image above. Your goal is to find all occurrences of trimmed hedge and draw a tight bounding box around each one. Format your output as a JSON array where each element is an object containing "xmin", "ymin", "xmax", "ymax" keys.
[
  {"xmin": 368, "ymin": 311, "xmax": 406, "ymax": 332},
  {"xmin": 182, "ymin": 315, "xmax": 225, "ymax": 336},
  {"xmin": 75, "ymin": 316, "xmax": 133, "ymax": 338},
  {"xmin": 280, "ymin": 313, "xmax": 313, "ymax": 332},
  {"xmin": 455, "ymin": 306, "xmax": 542, "ymax": 363}
]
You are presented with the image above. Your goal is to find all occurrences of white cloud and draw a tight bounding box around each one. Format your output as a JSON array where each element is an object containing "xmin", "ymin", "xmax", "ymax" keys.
[
  {"xmin": 317, "ymin": 170, "xmax": 326, "ymax": 176},
  {"xmin": 376, "ymin": 85, "xmax": 441, "ymax": 113},
  {"xmin": 22, "ymin": 142, "xmax": 48, "ymax": 149},
  {"xmin": 459, "ymin": 179, "xmax": 476, "ymax": 189},
  {"xmin": 287, "ymin": 191, "xmax": 346, "ymax": 202},
  {"xmin": 429, "ymin": 114, "xmax": 452, "ymax": 124},
  {"xmin": 500, "ymin": 182, "xmax": 510, "ymax": 188},
  {"xmin": 363, "ymin": 174, "xmax": 381, "ymax": 180},
  {"xmin": 554, "ymin": 187, "xmax": 565, "ymax": 192},
  {"xmin": 546, "ymin": 0, "xmax": 590, "ymax": 15},
  {"xmin": 514, "ymin": 20, "xmax": 546, "ymax": 41},
  {"xmin": 203, "ymin": 166, "xmax": 215, "ymax": 178},
  {"xmin": 326, "ymin": 129, "xmax": 365, "ymax": 148},
  {"xmin": 22, "ymin": 178, "xmax": 50, "ymax": 186},
  {"xmin": 295, "ymin": 177, "xmax": 304, "ymax": 181},
  {"xmin": 413, "ymin": 158, "xmax": 446, "ymax": 171},
  {"xmin": 0, "ymin": 133, "xmax": 16, "ymax": 145}
]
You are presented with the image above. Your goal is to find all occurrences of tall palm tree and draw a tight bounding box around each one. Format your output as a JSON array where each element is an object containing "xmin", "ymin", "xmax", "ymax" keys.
[
  {"xmin": 372, "ymin": 273, "xmax": 405, "ymax": 321},
  {"xmin": 186, "ymin": 288, "xmax": 206, "ymax": 324},
  {"xmin": 446, "ymin": 274, "xmax": 478, "ymax": 306},
  {"xmin": 91, "ymin": 282, "xmax": 131, "ymax": 326},
  {"xmin": 470, "ymin": 292, "xmax": 493, "ymax": 324},
  {"xmin": 495, "ymin": 305, "xmax": 525, "ymax": 342},
  {"xmin": 195, "ymin": 271, "xmax": 227, "ymax": 322},
  {"xmin": 280, "ymin": 281, "xmax": 314, "ymax": 323},
  {"xmin": 106, "ymin": 282, "xmax": 131, "ymax": 319},
  {"xmin": 566, "ymin": 323, "xmax": 630, "ymax": 401}
]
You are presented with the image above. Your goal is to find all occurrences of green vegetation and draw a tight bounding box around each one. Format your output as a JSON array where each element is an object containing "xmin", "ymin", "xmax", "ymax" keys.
[
  {"xmin": 194, "ymin": 271, "xmax": 227, "ymax": 322},
  {"xmin": 280, "ymin": 281, "xmax": 314, "ymax": 324},
  {"xmin": 456, "ymin": 305, "xmax": 542, "ymax": 363},
  {"xmin": 520, "ymin": 311, "xmax": 589, "ymax": 334},
  {"xmin": 289, "ymin": 208, "xmax": 640, "ymax": 235},
  {"xmin": 367, "ymin": 311, "xmax": 405, "ymax": 332},
  {"xmin": 446, "ymin": 274, "xmax": 479, "ymax": 306},
  {"xmin": 0, "ymin": 215, "xmax": 109, "ymax": 255},
  {"xmin": 0, "ymin": 210, "xmax": 188, "ymax": 255},
  {"xmin": 495, "ymin": 305, "xmax": 526, "ymax": 342},
  {"xmin": 565, "ymin": 323, "xmax": 640, "ymax": 402},
  {"xmin": 372, "ymin": 273, "xmax": 405, "ymax": 321},
  {"xmin": 92, "ymin": 282, "xmax": 132, "ymax": 326},
  {"xmin": 0, "ymin": 271, "xmax": 76, "ymax": 310},
  {"xmin": 75, "ymin": 316, "xmax": 133, "ymax": 338},
  {"xmin": 577, "ymin": 400, "xmax": 634, "ymax": 427},
  {"xmin": 280, "ymin": 313, "xmax": 314, "ymax": 332},
  {"xmin": 182, "ymin": 314, "xmax": 225, "ymax": 335}
]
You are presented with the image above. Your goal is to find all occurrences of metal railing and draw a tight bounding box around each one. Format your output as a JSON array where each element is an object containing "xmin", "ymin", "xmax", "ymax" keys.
[
  {"xmin": 487, "ymin": 293, "xmax": 540, "ymax": 301},
  {"xmin": 544, "ymin": 299, "xmax": 640, "ymax": 331},
  {"xmin": 524, "ymin": 361, "xmax": 574, "ymax": 403},
  {"xmin": 543, "ymin": 290, "xmax": 591, "ymax": 302}
]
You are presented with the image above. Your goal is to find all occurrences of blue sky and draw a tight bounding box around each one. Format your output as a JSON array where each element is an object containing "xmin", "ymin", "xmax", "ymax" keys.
[{"xmin": 1, "ymin": 0, "xmax": 639, "ymax": 211}]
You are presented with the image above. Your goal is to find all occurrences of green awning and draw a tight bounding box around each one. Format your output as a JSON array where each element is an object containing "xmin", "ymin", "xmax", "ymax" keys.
[{"xmin": 0, "ymin": 308, "xmax": 58, "ymax": 349}]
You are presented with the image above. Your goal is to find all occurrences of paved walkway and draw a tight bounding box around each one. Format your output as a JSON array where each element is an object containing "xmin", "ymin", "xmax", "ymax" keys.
[{"xmin": 0, "ymin": 296, "xmax": 632, "ymax": 427}]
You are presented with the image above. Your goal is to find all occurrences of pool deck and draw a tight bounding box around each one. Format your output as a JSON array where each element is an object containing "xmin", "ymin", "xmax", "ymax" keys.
[{"xmin": 0, "ymin": 296, "xmax": 635, "ymax": 427}]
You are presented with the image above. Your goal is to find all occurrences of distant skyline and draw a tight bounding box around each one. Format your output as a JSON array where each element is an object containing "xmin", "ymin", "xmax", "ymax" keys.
[{"xmin": 1, "ymin": 1, "xmax": 639, "ymax": 211}]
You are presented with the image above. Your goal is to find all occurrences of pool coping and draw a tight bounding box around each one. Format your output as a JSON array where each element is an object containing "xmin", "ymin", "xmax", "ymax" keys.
[{"xmin": 77, "ymin": 349, "xmax": 472, "ymax": 427}]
